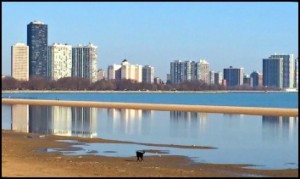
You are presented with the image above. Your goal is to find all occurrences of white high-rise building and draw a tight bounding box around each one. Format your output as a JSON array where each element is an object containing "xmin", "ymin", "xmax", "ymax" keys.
[
  {"xmin": 109, "ymin": 59, "xmax": 142, "ymax": 82},
  {"xmin": 107, "ymin": 64, "xmax": 121, "ymax": 80},
  {"xmin": 11, "ymin": 43, "xmax": 29, "ymax": 81},
  {"xmin": 48, "ymin": 43, "xmax": 72, "ymax": 80},
  {"xmin": 72, "ymin": 43, "xmax": 98, "ymax": 82},
  {"xmin": 198, "ymin": 60, "xmax": 210, "ymax": 84}
]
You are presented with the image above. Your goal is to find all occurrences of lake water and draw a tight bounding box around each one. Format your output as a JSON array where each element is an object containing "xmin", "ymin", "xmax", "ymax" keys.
[
  {"xmin": 2, "ymin": 104, "xmax": 298, "ymax": 169},
  {"xmin": 2, "ymin": 91, "xmax": 298, "ymax": 108}
]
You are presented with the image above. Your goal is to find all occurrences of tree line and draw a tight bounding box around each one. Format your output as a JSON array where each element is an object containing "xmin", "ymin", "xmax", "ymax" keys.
[{"xmin": 2, "ymin": 76, "xmax": 278, "ymax": 91}]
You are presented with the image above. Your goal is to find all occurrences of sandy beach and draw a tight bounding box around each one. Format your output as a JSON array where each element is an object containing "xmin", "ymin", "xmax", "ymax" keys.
[
  {"xmin": 2, "ymin": 98, "xmax": 298, "ymax": 117},
  {"xmin": 2, "ymin": 130, "xmax": 298, "ymax": 177}
]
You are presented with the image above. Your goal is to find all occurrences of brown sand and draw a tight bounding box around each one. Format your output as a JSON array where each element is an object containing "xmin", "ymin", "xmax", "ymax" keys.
[
  {"xmin": 2, "ymin": 98, "xmax": 298, "ymax": 116},
  {"xmin": 2, "ymin": 130, "xmax": 298, "ymax": 177}
]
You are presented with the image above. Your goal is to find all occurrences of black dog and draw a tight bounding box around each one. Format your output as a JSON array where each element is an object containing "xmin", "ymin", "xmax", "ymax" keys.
[{"xmin": 136, "ymin": 150, "xmax": 145, "ymax": 161}]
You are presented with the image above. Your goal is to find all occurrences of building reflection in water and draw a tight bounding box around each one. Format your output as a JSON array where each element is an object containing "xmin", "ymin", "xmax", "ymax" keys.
[
  {"xmin": 169, "ymin": 111, "xmax": 208, "ymax": 138},
  {"xmin": 12, "ymin": 104, "xmax": 29, "ymax": 132},
  {"xmin": 11, "ymin": 105, "xmax": 98, "ymax": 138},
  {"xmin": 106, "ymin": 108, "xmax": 152, "ymax": 135},
  {"xmin": 262, "ymin": 116, "xmax": 298, "ymax": 141}
]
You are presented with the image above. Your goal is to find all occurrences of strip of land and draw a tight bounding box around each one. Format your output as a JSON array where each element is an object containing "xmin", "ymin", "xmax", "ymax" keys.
[
  {"xmin": 2, "ymin": 130, "xmax": 298, "ymax": 177},
  {"xmin": 2, "ymin": 98, "xmax": 298, "ymax": 116}
]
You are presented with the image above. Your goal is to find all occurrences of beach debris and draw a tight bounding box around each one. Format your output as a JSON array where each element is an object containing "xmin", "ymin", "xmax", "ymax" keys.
[{"xmin": 78, "ymin": 156, "xmax": 82, "ymax": 158}]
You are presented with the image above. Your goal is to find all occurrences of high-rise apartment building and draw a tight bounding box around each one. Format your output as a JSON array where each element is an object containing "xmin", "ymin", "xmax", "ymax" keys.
[
  {"xmin": 120, "ymin": 60, "xmax": 142, "ymax": 82},
  {"xmin": 11, "ymin": 43, "xmax": 29, "ymax": 81},
  {"xmin": 198, "ymin": 60, "xmax": 210, "ymax": 84},
  {"xmin": 243, "ymin": 75, "xmax": 251, "ymax": 86},
  {"xmin": 48, "ymin": 43, "xmax": 72, "ymax": 80},
  {"xmin": 209, "ymin": 71, "xmax": 215, "ymax": 85},
  {"xmin": 214, "ymin": 72, "xmax": 223, "ymax": 85},
  {"xmin": 269, "ymin": 54, "xmax": 294, "ymax": 88},
  {"xmin": 223, "ymin": 66, "xmax": 244, "ymax": 87},
  {"xmin": 263, "ymin": 57, "xmax": 283, "ymax": 88},
  {"xmin": 142, "ymin": 65, "xmax": 154, "ymax": 83},
  {"xmin": 154, "ymin": 77, "xmax": 162, "ymax": 84},
  {"xmin": 107, "ymin": 64, "xmax": 121, "ymax": 80},
  {"xmin": 97, "ymin": 68, "xmax": 106, "ymax": 81},
  {"xmin": 170, "ymin": 60, "xmax": 210, "ymax": 84},
  {"xmin": 250, "ymin": 71, "xmax": 262, "ymax": 87},
  {"xmin": 27, "ymin": 21, "xmax": 48, "ymax": 78},
  {"xmin": 72, "ymin": 43, "xmax": 98, "ymax": 82}
]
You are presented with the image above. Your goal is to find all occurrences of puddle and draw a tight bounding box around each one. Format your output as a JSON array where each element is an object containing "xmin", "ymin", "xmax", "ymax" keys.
[{"xmin": 43, "ymin": 140, "xmax": 298, "ymax": 170}]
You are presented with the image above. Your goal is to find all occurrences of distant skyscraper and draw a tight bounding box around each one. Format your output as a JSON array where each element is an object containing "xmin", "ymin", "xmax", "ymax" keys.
[
  {"xmin": 119, "ymin": 59, "xmax": 142, "ymax": 82},
  {"xmin": 209, "ymin": 71, "xmax": 215, "ymax": 85},
  {"xmin": 243, "ymin": 75, "xmax": 251, "ymax": 86},
  {"xmin": 48, "ymin": 43, "xmax": 72, "ymax": 80},
  {"xmin": 170, "ymin": 60, "xmax": 209, "ymax": 84},
  {"xmin": 170, "ymin": 60, "xmax": 182, "ymax": 84},
  {"xmin": 27, "ymin": 21, "xmax": 48, "ymax": 78},
  {"xmin": 107, "ymin": 64, "xmax": 121, "ymax": 80},
  {"xmin": 198, "ymin": 60, "xmax": 210, "ymax": 84},
  {"xmin": 142, "ymin": 65, "xmax": 154, "ymax": 83},
  {"xmin": 72, "ymin": 43, "xmax": 98, "ymax": 82},
  {"xmin": 97, "ymin": 68, "xmax": 106, "ymax": 81},
  {"xmin": 166, "ymin": 74, "xmax": 171, "ymax": 84},
  {"xmin": 263, "ymin": 57, "xmax": 283, "ymax": 88},
  {"xmin": 214, "ymin": 72, "xmax": 223, "ymax": 85},
  {"xmin": 269, "ymin": 54, "xmax": 294, "ymax": 88},
  {"xmin": 11, "ymin": 43, "xmax": 29, "ymax": 81},
  {"xmin": 223, "ymin": 66, "xmax": 244, "ymax": 87},
  {"xmin": 154, "ymin": 77, "xmax": 162, "ymax": 84},
  {"xmin": 250, "ymin": 71, "xmax": 262, "ymax": 87}
]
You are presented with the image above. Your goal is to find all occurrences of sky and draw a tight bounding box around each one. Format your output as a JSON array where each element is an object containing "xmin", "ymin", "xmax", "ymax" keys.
[{"xmin": 2, "ymin": 2, "xmax": 298, "ymax": 81}]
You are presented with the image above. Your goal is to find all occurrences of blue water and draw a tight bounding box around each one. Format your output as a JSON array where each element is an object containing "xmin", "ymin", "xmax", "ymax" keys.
[
  {"xmin": 2, "ymin": 91, "xmax": 298, "ymax": 108},
  {"xmin": 2, "ymin": 104, "xmax": 298, "ymax": 169}
]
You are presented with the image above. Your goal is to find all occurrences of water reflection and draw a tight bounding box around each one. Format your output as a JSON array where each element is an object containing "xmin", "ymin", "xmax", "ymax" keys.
[
  {"xmin": 262, "ymin": 116, "xmax": 298, "ymax": 141},
  {"xmin": 11, "ymin": 105, "xmax": 98, "ymax": 138},
  {"xmin": 169, "ymin": 111, "xmax": 208, "ymax": 138},
  {"xmin": 4, "ymin": 104, "xmax": 298, "ymax": 169},
  {"xmin": 12, "ymin": 105, "xmax": 29, "ymax": 132},
  {"xmin": 106, "ymin": 108, "xmax": 152, "ymax": 135}
]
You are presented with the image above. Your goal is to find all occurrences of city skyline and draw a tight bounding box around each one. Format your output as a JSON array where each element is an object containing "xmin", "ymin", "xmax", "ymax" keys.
[{"xmin": 2, "ymin": 2, "xmax": 298, "ymax": 81}]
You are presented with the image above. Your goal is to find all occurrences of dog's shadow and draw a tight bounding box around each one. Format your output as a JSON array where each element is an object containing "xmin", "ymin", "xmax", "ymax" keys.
[{"xmin": 124, "ymin": 159, "xmax": 137, "ymax": 162}]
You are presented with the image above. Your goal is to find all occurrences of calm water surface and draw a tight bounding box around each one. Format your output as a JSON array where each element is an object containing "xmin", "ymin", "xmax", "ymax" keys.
[
  {"xmin": 2, "ymin": 104, "xmax": 298, "ymax": 169},
  {"xmin": 2, "ymin": 91, "xmax": 298, "ymax": 108}
]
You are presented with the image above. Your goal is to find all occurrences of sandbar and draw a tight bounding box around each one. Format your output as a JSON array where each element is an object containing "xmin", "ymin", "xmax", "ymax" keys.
[{"xmin": 2, "ymin": 98, "xmax": 298, "ymax": 116}]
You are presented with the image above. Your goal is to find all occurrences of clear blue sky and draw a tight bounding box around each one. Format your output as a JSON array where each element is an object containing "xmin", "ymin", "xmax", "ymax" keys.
[{"xmin": 2, "ymin": 2, "xmax": 298, "ymax": 80}]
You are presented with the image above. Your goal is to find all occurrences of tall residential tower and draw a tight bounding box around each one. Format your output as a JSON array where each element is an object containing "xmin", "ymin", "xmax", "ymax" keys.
[
  {"xmin": 27, "ymin": 21, "xmax": 48, "ymax": 78},
  {"xmin": 11, "ymin": 43, "xmax": 29, "ymax": 81},
  {"xmin": 72, "ymin": 43, "xmax": 98, "ymax": 82}
]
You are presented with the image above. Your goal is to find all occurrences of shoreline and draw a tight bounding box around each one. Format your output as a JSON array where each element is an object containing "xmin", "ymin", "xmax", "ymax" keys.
[
  {"xmin": 2, "ymin": 130, "xmax": 298, "ymax": 177},
  {"xmin": 2, "ymin": 98, "xmax": 298, "ymax": 117},
  {"xmin": 2, "ymin": 89, "xmax": 298, "ymax": 93}
]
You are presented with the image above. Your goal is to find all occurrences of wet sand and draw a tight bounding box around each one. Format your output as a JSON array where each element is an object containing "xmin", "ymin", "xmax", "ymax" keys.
[
  {"xmin": 2, "ymin": 130, "xmax": 298, "ymax": 177},
  {"xmin": 2, "ymin": 98, "xmax": 298, "ymax": 117}
]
